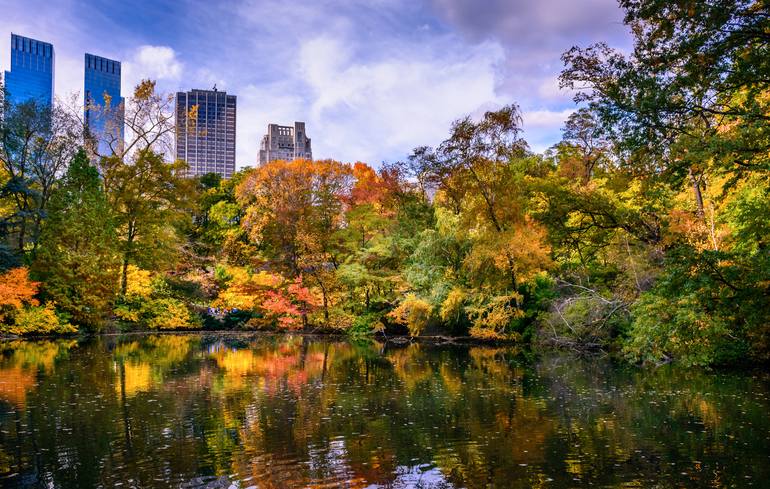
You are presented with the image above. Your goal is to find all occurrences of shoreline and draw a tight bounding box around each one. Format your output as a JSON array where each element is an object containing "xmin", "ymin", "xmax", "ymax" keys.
[{"xmin": 0, "ymin": 328, "xmax": 524, "ymax": 347}]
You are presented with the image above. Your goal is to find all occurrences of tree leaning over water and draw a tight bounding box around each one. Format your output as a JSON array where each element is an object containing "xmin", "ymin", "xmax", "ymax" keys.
[{"xmin": 558, "ymin": 0, "xmax": 770, "ymax": 364}]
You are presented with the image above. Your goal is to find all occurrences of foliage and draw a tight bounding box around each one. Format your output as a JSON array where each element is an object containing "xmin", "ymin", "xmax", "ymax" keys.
[
  {"xmin": 114, "ymin": 266, "xmax": 197, "ymax": 330},
  {"xmin": 0, "ymin": 100, "xmax": 81, "ymax": 255},
  {"xmin": 1, "ymin": 8, "xmax": 769, "ymax": 368},
  {"xmin": 0, "ymin": 267, "xmax": 40, "ymax": 322},
  {"xmin": 33, "ymin": 149, "xmax": 119, "ymax": 329},
  {"xmin": 388, "ymin": 294, "xmax": 433, "ymax": 337},
  {"xmin": 5, "ymin": 303, "xmax": 76, "ymax": 336}
]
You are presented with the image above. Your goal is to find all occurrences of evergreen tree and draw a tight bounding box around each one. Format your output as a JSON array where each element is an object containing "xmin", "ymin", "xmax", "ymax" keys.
[{"xmin": 33, "ymin": 148, "xmax": 119, "ymax": 329}]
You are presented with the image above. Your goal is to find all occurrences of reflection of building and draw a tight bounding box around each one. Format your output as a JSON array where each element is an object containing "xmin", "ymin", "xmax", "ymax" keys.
[
  {"xmin": 84, "ymin": 53, "xmax": 124, "ymax": 157},
  {"xmin": 258, "ymin": 122, "xmax": 312, "ymax": 165},
  {"xmin": 3, "ymin": 34, "xmax": 55, "ymax": 108},
  {"xmin": 175, "ymin": 87, "xmax": 237, "ymax": 179}
]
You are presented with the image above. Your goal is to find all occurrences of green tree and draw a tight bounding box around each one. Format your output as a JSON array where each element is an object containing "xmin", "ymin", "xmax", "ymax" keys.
[
  {"xmin": 559, "ymin": 0, "xmax": 770, "ymax": 364},
  {"xmin": 0, "ymin": 99, "xmax": 81, "ymax": 256},
  {"xmin": 33, "ymin": 148, "xmax": 119, "ymax": 329},
  {"xmin": 102, "ymin": 149, "xmax": 194, "ymax": 296}
]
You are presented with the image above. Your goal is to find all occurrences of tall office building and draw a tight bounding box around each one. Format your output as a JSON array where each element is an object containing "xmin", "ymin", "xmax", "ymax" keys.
[
  {"xmin": 3, "ymin": 34, "xmax": 54, "ymax": 108},
  {"xmin": 175, "ymin": 87, "xmax": 236, "ymax": 178},
  {"xmin": 258, "ymin": 122, "xmax": 312, "ymax": 165},
  {"xmin": 0, "ymin": 72, "xmax": 4, "ymax": 121},
  {"xmin": 84, "ymin": 53, "xmax": 124, "ymax": 157}
]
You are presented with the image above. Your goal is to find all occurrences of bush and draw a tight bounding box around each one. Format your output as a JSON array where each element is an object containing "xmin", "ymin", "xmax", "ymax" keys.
[
  {"xmin": 115, "ymin": 296, "xmax": 198, "ymax": 330},
  {"xmin": 4, "ymin": 303, "xmax": 76, "ymax": 336},
  {"xmin": 144, "ymin": 298, "xmax": 198, "ymax": 330},
  {"xmin": 541, "ymin": 294, "xmax": 629, "ymax": 350},
  {"xmin": 389, "ymin": 295, "xmax": 433, "ymax": 336},
  {"xmin": 624, "ymin": 290, "xmax": 746, "ymax": 367},
  {"xmin": 348, "ymin": 311, "xmax": 387, "ymax": 336}
]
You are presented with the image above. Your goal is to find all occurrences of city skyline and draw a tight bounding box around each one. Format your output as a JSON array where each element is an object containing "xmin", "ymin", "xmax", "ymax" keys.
[{"xmin": 0, "ymin": 0, "xmax": 632, "ymax": 168}]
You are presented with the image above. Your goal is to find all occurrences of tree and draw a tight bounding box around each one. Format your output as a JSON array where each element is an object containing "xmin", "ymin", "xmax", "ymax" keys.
[
  {"xmin": 95, "ymin": 80, "xmax": 195, "ymax": 296},
  {"xmin": 236, "ymin": 159, "xmax": 354, "ymax": 324},
  {"xmin": 0, "ymin": 99, "xmax": 81, "ymax": 255},
  {"xmin": 557, "ymin": 108, "xmax": 613, "ymax": 182},
  {"xmin": 395, "ymin": 106, "xmax": 553, "ymax": 339},
  {"xmin": 102, "ymin": 149, "xmax": 194, "ymax": 296},
  {"xmin": 0, "ymin": 267, "xmax": 39, "ymax": 323},
  {"xmin": 558, "ymin": 0, "xmax": 770, "ymax": 364},
  {"xmin": 33, "ymin": 148, "xmax": 119, "ymax": 329}
]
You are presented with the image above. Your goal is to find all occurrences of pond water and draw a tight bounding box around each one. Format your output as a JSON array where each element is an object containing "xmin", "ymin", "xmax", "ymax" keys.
[{"xmin": 0, "ymin": 334, "xmax": 768, "ymax": 488}]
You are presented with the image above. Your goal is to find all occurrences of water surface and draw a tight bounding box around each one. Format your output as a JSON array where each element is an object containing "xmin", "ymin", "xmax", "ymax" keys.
[{"xmin": 0, "ymin": 334, "xmax": 768, "ymax": 488}]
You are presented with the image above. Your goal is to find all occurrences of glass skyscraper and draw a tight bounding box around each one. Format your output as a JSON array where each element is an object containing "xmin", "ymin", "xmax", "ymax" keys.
[
  {"xmin": 84, "ymin": 53, "xmax": 124, "ymax": 156},
  {"xmin": 175, "ymin": 88, "xmax": 236, "ymax": 179},
  {"xmin": 3, "ymin": 34, "xmax": 54, "ymax": 108}
]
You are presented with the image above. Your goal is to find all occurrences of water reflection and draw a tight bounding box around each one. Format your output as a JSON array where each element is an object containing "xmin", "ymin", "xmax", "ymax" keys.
[{"xmin": 0, "ymin": 334, "xmax": 768, "ymax": 488}]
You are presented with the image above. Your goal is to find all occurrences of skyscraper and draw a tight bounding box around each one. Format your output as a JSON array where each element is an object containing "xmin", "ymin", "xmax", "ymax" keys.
[
  {"xmin": 3, "ymin": 34, "xmax": 54, "ymax": 108},
  {"xmin": 175, "ymin": 87, "xmax": 236, "ymax": 178},
  {"xmin": 258, "ymin": 122, "xmax": 312, "ymax": 165},
  {"xmin": 84, "ymin": 53, "xmax": 124, "ymax": 157}
]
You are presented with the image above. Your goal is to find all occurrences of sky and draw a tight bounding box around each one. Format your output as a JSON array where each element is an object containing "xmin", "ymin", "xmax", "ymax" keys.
[{"xmin": 0, "ymin": 0, "xmax": 631, "ymax": 168}]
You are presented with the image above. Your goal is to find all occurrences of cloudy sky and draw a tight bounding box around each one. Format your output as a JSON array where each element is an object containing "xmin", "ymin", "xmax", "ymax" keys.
[{"xmin": 0, "ymin": 0, "xmax": 630, "ymax": 168}]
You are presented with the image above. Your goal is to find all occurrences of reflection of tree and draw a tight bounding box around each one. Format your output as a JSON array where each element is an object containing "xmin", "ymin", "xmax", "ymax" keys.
[
  {"xmin": 2, "ymin": 336, "xmax": 770, "ymax": 488},
  {"xmin": 0, "ymin": 340, "xmax": 75, "ymax": 407}
]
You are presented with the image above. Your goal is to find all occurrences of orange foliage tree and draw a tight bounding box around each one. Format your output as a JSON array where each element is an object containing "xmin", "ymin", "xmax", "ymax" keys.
[
  {"xmin": 235, "ymin": 159, "xmax": 353, "ymax": 324},
  {"xmin": 0, "ymin": 268, "xmax": 39, "ymax": 322}
]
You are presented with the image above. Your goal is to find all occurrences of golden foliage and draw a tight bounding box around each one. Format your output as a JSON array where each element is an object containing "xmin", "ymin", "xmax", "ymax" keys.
[
  {"xmin": 7, "ymin": 303, "xmax": 76, "ymax": 336},
  {"xmin": 388, "ymin": 294, "xmax": 433, "ymax": 337},
  {"xmin": 125, "ymin": 265, "xmax": 154, "ymax": 298}
]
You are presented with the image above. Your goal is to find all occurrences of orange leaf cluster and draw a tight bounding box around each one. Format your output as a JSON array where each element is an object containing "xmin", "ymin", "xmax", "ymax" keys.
[{"xmin": 0, "ymin": 268, "xmax": 40, "ymax": 319}]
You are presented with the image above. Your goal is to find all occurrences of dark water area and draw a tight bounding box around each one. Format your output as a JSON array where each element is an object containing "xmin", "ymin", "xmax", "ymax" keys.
[{"xmin": 0, "ymin": 334, "xmax": 768, "ymax": 488}]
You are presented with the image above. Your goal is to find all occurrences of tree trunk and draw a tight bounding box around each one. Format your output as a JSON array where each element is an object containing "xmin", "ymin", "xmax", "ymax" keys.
[{"xmin": 689, "ymin": 169, "xmax": 705, "ymax": 218}]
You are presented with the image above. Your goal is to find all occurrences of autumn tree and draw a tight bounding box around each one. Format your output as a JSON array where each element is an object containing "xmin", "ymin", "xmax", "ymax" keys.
[
  {"xmin": 94, "ymin": 81, "xmax": 195, "ymax": 296},
  {"xmin": 0, "ymin": 267, "xmax": 39, "ymax": 323},
  {"xmin": 102, "ymin": 149, "xmax": 194, "ymax": 295},
  {"xmin": 395, "ymin": 106, "xmax": 553, "ymax": 339},
  {"xmin": 559, "ymin": 0, "xmax": 770, "ymax": 364},
  {"xmin": 236, "ymin": 159, "xmax": 354, "ymax": 324},
  {"xmin": 555, "ymin": 108, "xmax": 613, "ymax": 182}
]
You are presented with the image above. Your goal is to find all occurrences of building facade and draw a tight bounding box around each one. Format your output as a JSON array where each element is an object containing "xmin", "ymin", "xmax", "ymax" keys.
[
  {"xmin": 175, "ymin": 88, "xmax": 237, "ymax": 179},
  {"xmin": 258, "ymin": 122, "xmax": 312, "ymax": 165},
  {"xmin": 3, "ymin": 34, "xmax": 54, "ymax": 108},
  {"xmin": 84, "ymin": 53, "xmax": 124, "ymax": 157}
]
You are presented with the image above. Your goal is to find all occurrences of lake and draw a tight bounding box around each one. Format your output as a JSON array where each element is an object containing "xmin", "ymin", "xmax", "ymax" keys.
[{"xmin": 0, "ymin": 334, "xmax": 768, "ymax": 488}]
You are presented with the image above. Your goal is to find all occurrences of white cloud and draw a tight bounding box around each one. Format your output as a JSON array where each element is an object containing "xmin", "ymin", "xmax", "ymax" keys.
[
  {"xmin": 536, "ymin": 75, "xmax": 573, "ymax": 102},
  {"xmin": 521, "ymin": 108, "xmax": 575, "ymax": 153},
  {"xmin": 523, "ymin": 108, "xmax": 574, "ymax": 129},
  {"xmin": 293, "ymin": 36, "xmax": 505, "ymax": 164},
  {"xmin": 122, "ymin": 45, "xmax": 183, "ymax": 94}
]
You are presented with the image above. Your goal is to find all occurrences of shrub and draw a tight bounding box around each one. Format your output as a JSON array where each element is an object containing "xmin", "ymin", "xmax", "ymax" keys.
[
  {"xmin": 4, "ymin": 303, "xmax": 76, "ymax": 336},
  {"xmin": 624, "ymin": 290, "xmax": 745, "ymax": 367},
  {"xmin": 143, "ymin": 298, "xmax": 198, "ymax": 330},
  {"xmin": 0, "ymin": 267, "xmax": 39, "ymax": 322},
  {"xmin": 389, "ymin": 295, "xmax": 433, "ymax": 337},
  {"xmin": 541, "ymin": 294, "xmax": 629, "ymax": 350},
  {"xmin": 348, "ymin": 311, "xmax": 386, "ymax": 336}
]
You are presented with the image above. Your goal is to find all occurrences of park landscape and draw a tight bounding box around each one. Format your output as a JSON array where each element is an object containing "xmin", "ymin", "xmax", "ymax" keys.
[{"xmin": 1, "ymin": 1, "xmax": 769, "ymax": 487}]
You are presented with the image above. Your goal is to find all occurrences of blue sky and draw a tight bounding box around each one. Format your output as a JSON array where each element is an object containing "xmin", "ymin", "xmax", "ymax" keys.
[{"xmin": 0, "ymin": 0, "xmax": 631, "ymax": 168}]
